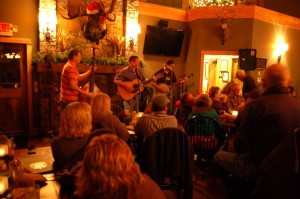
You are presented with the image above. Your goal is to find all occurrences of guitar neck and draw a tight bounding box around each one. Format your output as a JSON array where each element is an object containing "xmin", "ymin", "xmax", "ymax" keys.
[{"xmin": 142, "ymin": 78, "xmax": 154, "ymax": 85}]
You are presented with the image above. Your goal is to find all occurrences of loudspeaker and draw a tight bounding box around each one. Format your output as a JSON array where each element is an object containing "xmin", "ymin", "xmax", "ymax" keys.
[
  {"xmin": 158, "ymin": 20, "xmax": 169, "ymax": 28},
  {"xmin": 239, "ymin": 49, "xmax": 257, "ymax": 70}
]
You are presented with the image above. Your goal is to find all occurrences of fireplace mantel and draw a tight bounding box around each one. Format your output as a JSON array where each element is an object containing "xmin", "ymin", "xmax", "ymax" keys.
[{"xmin": 36, "ymin": 63, "xmax": 126, "ymax": 74}]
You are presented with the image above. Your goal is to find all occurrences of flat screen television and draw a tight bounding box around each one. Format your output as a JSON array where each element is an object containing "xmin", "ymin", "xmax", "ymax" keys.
[{"xmin": 143, "ymin": 25, "xmax": 185, "ymax": 57}]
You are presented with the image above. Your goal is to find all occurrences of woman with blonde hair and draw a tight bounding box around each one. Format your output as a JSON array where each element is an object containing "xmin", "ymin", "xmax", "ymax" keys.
[
  {"xmin": 52, "ymin": 102, "xmax": 92, "ymax": 198},
  {"xmin": 75, "ymin": 134, "xmax": 166, "ymax": 199},
  {"xmin": 52, "ymin": 101, "xmax": 92, "ymax": 171},
  {"xmin": 91, "ymin": 93, "xmax": 129, "ymax": 142}
]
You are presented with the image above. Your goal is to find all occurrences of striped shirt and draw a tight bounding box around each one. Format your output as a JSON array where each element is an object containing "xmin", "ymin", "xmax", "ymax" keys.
[
  {"xmin": 60, "ymin": 62, "xmax": 79, "ymax": 102},
  {"xmin": 135, "ymin": 111, "xmax": 178, "ymax": 141}
]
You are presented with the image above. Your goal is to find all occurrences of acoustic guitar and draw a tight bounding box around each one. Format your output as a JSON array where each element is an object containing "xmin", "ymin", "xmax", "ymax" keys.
[{"xmin": 118, "ymin": 73, "xmax": 163, "ymax": 100}]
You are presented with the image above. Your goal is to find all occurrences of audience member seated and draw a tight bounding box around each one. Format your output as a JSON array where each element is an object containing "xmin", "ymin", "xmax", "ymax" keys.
[
  {"xmin": 74, "ymin": 134, "xmax": 166, "ymax": 199},
  {"xmin": 221, "ymin": 81, "xmax": 235, "ymax": 96},
  {"xmin": 226, "ymin": 83, "xmax": 245, "ymax": 111},
  {"xmin": 208, "ymin": 86, "xmax": 228, "ymax": 115},
  {"xmin": 213, "ymin": 64, "xmax": 300, "ymax": 197},
  {"xmin": 188, "ymin": 94, "xmax": 221, "ymax": 124},
  {"xmin": 135, "ymin": 94, "xmax": 178, "ymax": 142},
  {"xmin": 51, "ymin": 102, "xmax": 92, "ymax": 194},
  {"xmin": 91, "ymin": 93, "xmax": 130, "ymax": 142},
  {"xmin": 234, "ymin": 89, "xmax": 262, "ymax": 127},
  {"xmin": 175, "ymin": 92, "xmax": 195, "ymax": 129}
]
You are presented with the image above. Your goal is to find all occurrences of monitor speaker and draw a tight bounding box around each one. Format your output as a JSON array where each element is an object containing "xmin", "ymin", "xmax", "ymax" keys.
[{"xmin": 239, "ymin": 49, "xmax": 257, "ymax": 70}]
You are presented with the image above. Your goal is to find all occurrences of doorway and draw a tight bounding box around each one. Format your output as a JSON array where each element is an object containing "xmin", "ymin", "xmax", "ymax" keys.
[{"xmin": 200, "ymin": 51, "xmax": 239, "ymax": 94}]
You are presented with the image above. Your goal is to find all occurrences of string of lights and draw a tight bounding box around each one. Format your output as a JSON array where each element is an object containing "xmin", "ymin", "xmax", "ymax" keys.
[{"xmin": 193, "ymin": 0, "xmax": 235, "ymax": 7}]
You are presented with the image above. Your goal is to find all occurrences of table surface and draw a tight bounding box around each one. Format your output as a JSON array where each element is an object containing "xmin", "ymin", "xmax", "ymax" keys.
[{"xmin": 14, "ymin": 147, "xmax": 60, "ymax": 199}]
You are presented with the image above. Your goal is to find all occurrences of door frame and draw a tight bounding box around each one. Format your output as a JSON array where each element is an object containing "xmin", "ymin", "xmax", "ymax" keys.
[{"xmin": 199, "ymin": 50, "xmax": 239, "ymax": 94}]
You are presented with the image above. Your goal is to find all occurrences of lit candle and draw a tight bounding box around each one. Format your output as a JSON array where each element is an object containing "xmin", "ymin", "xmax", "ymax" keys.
[
  {"xmin": 232, "ymin": 110, "xmax": 238, "ymax": 116},
  {"xmin": 0, "ymin": 145, "xmax": 8, "ymax": 157},
  {"xmin": 0, "ymin": 176, "xmax": 8, "ymax": 195}
]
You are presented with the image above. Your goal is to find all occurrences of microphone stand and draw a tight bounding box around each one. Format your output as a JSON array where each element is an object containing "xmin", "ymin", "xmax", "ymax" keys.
[{"xmin": 168, "ymin": 67, "xmax": 175, "ymax": 115}]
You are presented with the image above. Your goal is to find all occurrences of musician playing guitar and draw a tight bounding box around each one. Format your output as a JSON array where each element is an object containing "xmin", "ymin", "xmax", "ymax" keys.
[
  {"xmin": 151, "ymin": 59, "xmax": 177, "ymax": 95},
  {"xmin": 59, "ymin": 49, "xmax": 97, "ymax": 110},
  {"xmin": 114, "ymin": 55, "xmax": 148, "ymax": 117}
]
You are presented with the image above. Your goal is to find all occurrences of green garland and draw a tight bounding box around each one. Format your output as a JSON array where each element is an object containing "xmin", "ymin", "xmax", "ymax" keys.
[{"xmin": 194, "ymin": 0, "xmax": 235, "ymax": 7}]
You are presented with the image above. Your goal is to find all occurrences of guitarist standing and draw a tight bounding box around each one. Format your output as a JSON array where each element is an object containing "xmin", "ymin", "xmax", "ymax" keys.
[
  {"xmin": 114, "ymin": 55, "xmax": 145, "ymax": 118},
  {"xmin": 151, "ymin": 59, "xmax": 177, "ymax": 113}
]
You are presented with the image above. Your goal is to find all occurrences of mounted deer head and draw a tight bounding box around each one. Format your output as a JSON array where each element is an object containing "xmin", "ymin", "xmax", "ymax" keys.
[
  {"xmin": 216, "ymin": 7, "xmax": 235, "ymax": 45},
  {"xmin": 57, "ymin": 0, "xmax": 118, "ymax": 44}
]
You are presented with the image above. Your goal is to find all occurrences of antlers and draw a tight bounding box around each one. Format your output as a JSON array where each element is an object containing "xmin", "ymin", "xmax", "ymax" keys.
[
  {"xmin": 216, "ymin": 7, "xmax": 236, "ymax": 24},
  {"xmin": 57, "ymin": 0, "xmax": 117, "ymax": 21}
]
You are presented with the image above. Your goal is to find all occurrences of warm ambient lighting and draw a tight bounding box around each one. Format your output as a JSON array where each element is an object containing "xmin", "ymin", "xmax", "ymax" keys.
[
  {"xmin": 0, "ymin": 145, "xmax": 8, "ymax": 157},
  {"xmin": 216, "ymin": 8, "xmax": 235, "ymax": 45},
  {"xmin": 275, "ymin": 41, "xmax": 288, "ymax": 63},
  {"xmin": 0, "ymin": 176, "xmax": 8, "ymax": 195},
  {"xmin": 38, "ymin": 0, "xmax": 57, "ymax": 43},
  {"xmin": 126, "ymin": 21, "xmax": 141, "ymax": 52}
]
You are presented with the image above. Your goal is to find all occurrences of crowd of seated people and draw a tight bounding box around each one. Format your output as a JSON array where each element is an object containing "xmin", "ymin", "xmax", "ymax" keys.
[
  {"xmin": 49, "ymin": 63, "xmax": 300, "ymax": 198},
  {"xmin": 213, "ymin": 64, "xmax": 300, "ymax": 198}
]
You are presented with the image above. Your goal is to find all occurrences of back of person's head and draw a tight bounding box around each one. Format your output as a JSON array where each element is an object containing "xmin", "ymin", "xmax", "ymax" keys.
[
  {"xmin": 236, "ymin": 70, "xmax": 246, "ymax": 80},
  {"xmin": 76, "ymin": 134, "xmax": 144, "ymax": 198},
  {"xmin": 68, "ymin": 49, "xmax": 80, "ymax": 60},
  {"xmin": 166, "ymin": 59, "xmax": 175, "ymax": 65},
  {"xmin": 195, "ymin": 94, "xmax": 212, "ymax": 110},
  {"xmin": 59, "ymin": 102, "xmax": 92, "ymax": 138},
  {"xmin": 208, "ymin": 87, "xmax": 220, "ymax": 98},
  {"xmin": 262, "ymin": 64, "xmax": 291, "ymax": 89},
  {"xmin": 91, "ymin": 93, "xmax": 112, "ymax": 120},
  {"xmin": 151, "ymin": 94, "xmax": 170, "ymax": 112},
  {"xmin": 129, "ymin": 55, "xmax": 139, "ymax": 63},
  {"xmin": 179, "ymin": 92, "xmax": 194, "ymax": 107}
]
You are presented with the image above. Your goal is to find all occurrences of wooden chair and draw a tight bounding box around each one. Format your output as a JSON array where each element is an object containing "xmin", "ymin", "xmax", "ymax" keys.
[
  {"xmin": 185, "ymin": 115, "xmax": 225, "ymax": 179},
  {"xmin": 252, "ymin": 127, "xmax": 300, "ymax": 198},
  {"xmin": 138, "ymin": 127, "xmax": 193, "ymax": 199}
]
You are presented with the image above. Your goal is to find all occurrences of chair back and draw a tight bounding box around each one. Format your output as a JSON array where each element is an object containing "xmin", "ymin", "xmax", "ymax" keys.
[
  {"xmin": 138, "ymin": 127, "xmax": 193, "ymax": 199},
  {"xmin": 252, "ymin": 127, "xmax": 300, "ymax": 198},
  {"xmin": 185, "ymin": 115, "xmax": 223, "ymax": 160}
]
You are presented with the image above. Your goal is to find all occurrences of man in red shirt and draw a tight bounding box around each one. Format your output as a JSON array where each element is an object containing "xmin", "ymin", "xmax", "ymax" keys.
[{"xmin": 60, "ymin": 49, "xmax": 95, "ymax": 110}]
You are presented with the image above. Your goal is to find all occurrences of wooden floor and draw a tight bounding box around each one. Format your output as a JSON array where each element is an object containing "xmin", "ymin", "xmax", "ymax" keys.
[{"xmin": 15, "ymin": 135, "xmax": 229, "ymax": 199}]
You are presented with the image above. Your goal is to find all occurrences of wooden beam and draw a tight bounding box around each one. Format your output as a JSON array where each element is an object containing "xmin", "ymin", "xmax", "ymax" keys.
[{"xmin": 139, "ymin": 2, "xmax": 300, "ymax": 30}]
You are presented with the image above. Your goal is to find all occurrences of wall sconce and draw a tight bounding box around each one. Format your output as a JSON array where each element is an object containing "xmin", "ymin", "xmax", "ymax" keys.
[
  {"xmin": 126, "ymin": 21, "xmax": 141, "ymax": 52},
  {"xmin": 275, "ymin": 42, "xmax": 288, "ymax": 63},
  {"xmin": 38, "ymin": 1, "xmax": 57, "ymax": 43},
  {"xmin": 216, "ymin": 8, "xmax": 235, "ymax": 45}
]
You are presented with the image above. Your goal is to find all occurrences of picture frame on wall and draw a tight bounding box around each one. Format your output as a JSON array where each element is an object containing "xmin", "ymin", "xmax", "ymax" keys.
[
  {"xmin": 222, "ymin": 71, "xmax": 229, "ymax": 82},
  {"xmin": 221, "ymin": 60, "xmax": 228, "ymax": 71},
  {"xmin": 256, "ymin": 58, "xmax": 267, "ymax": 70}
]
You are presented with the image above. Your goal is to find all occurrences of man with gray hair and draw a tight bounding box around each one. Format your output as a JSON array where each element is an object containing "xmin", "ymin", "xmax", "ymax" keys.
[
  {"xmin": 135, "ymin": 94, "xmax": 178, "ymax": 142},
  {"xmin": 214, "ymin": 64, "xmax": 300, "ymax": 185}
]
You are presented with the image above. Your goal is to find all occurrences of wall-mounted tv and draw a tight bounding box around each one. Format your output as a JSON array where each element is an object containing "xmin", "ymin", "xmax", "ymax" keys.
[{"xmin": 143, "ymin": 25, "xmax": 185, "ymax": 57}]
